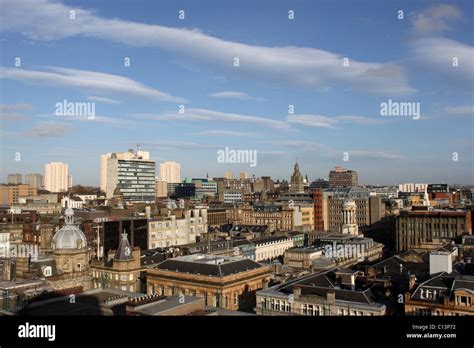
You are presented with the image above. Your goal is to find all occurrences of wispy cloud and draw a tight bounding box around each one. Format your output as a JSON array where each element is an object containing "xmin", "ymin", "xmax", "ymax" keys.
[
  {"xmin": 86, "ymin": 96, "xmax": 121, "ymax": 104},
  {"xmin": 24, "ymin": 122, "xmax": 73, "ymax": 137},
  {"xmin": 0, "ymin": 66, "xmax": 187, "ymax": 103},
  {"xmin": 195, "ymin": 130, "xmax": 257, "ymax": 137},
  {"xmin": 287, "ymin": 114, "xmax": 386, "ymax": 128},
  {"xmin": 411, "ymin": 4, "xmax": 463, "ymax": 36},
  {"xmin": 444, "ymin": 105, "xmax": 474, "ymax": 116},
  {"xmin": 143, "ymin": 141, "xmax": 217, "ymax": 150},
  {"xmin": 0, "ymin": 0, "xmax": 415, "ymax": 95},
  {"xmin": 209, "ymin": 91, "xmax": 264, "ymax": 101},
  {"xmin": 0, "ymin": 103, "xmax": 32, "ymax": 121},
  {"xmin": 134, "ymin": 108, "xmax": 289, "ymax": 129},
  {"xmin": 262, "ymin": 139, "xmax": 403, "ymax": 159}
]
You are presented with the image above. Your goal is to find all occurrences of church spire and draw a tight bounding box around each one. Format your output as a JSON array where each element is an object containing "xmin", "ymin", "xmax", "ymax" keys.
[{"xmin": 114, "ymin": 231, "xmax": 133, "ymax": 261}]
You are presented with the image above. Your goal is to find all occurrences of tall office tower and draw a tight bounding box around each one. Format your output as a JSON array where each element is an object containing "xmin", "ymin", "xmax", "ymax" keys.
[
  {"xmin": 100, "ymin": 149, "xmax": 156, "ymax": 202},
  {"xmin": 239, "ymin": 171, "xmax": 248, "ymax": 180},
  {"xmin": 159, "ymin": 161, "xmax": 181, "ymax": 183},
  {"xmin": 7, "ymin": 174, "xmax": 22, "ymax": 185},
  {"xmin": 328, "ymin": 166, "xmax": 358, "ymax": 188},
  {"xmin": 25, "ymin": 173, "xmax": 43, "ymax": 188},
  {"xmin": 44, "ymin": 162, "xmax": 69, "ymax": 192},
  {"xmin": 224, "ymin": 171, "xmax": 234, "ymax": 180}
]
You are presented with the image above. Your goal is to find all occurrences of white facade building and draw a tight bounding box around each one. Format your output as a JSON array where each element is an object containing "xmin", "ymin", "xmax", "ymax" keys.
[
  {"xmin": 159, "ymin": 161, "xmax": 181, "ymax": 183},
  {"xmin": 148, "ymin": 207, "xmax": 208, "ymax": 248},
  {"xmin": 44, "ymin": 162, "xmax": 69, "ymax": 192}
]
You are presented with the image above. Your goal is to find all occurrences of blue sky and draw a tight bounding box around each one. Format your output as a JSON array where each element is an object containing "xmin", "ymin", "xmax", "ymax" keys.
[{"xmin": 0, "ymin": 0, "xmax": 473, "ymax": 186}]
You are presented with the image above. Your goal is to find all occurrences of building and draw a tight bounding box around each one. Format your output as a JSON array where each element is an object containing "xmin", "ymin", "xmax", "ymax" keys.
[
  {"xmin": 208, "ymin": 208, "xmax": 227, "ymax": 226},
  {"xmin": 239, "ymin": 171, "xmax": 248, "ymax": 180},
  {"xmin": 256, "ymin": 268, "xmax": 386, "ymax": 316},
  {"xmin": 155, "ymin": 179, "xmax": 168, "ymax": 198},
  {"xmin": 284, "ymin": 247, "xmax": 325, "ymax": 269},
  {"xmin": 323, "ymin": 187, "xmax": 384, "ymax": 232},
  {"xmin": 221, "ymin": 190, "xmax": 242, "ymax": 204},
  {"xmin": 224, "ymin": 171, "xmax": 234, "ymax": 180},
  {"xmin": 100, "ymin": 217, "xmax": 149, "ymax": 256},
  {"xmin": 100, "ymin": 149, "xmax": 155, "ymax": 202},
  {"xmin": 328, "ymin": 166, "xmax": 358, "ymax": 188},
  {"xmin": 159, "ymin": 161, "xmax": 181, "ymax": 183},
  {"xmin": 242, "ymin": 204, "xmax": 294, "ymax": 231},
  {"xmin": 7, "ymin": 173, "xmax": 22, "ymax": 185},
  {"xmin": 44, "ymin": 162, "xmax": 69, "ymax": 192},
  {"xmin": 309, "ymin": 178, "xmax": 330, "ymax": 190},
  {"xmin": 289, "ymin": 161, "xmax": 304, "ymax": 193},
  {"xmin": 0, "ymin": 184, "xmax": 37, "ymax": 205},
  {"xmin": 146, "ymin": 254, "xmax": 271, "ymax": 311},
  {"xmin": 396, "ymin": 210, "xmax": 472, "ymax": 252},
  {"xmin": 254, "ymin": 235, "xmax": 294, "ymax": 262},
  {"xmin": 91, "ymin": 232, "xmax": 143, "ymax": 292},
  {"xmin": 405, "ymin": 272, "xmax": 474, "ymax": 316},
  {"xmin": 398, "ymin": 183, "xmax": 428, "ymax": 193},
  {"xmin": 192, "ymin": 178, "xmax": 217, "ymax": 200},
  {"xmin": 313, "ymin": 190, "xmax": 324, "ymax": 230},
  {"xmin": 25, "ymin": 174, "xmax": 43, "ymax": 189},
  {"xmin": 148, "ymin": 207, "xmax": 207, "ymax": 248}
]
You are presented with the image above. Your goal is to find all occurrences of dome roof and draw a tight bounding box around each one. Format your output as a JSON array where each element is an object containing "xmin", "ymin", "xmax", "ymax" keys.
[{"xmin": 52, "ymin": 208, "xmax": 87, "ymax": 250}]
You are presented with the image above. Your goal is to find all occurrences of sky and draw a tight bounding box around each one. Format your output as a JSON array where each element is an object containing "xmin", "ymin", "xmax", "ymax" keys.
[{"xmin": 0, "ymin": 0, "xmax": 473, "ymax": 186}]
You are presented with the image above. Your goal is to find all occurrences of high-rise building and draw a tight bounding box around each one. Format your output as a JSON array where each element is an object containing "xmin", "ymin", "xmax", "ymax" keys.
[
  {"xmin": 25, "ymin": 173, "xmax": 43, "ymax": 188},
  {"xmin": 239, "ymin": 171, "xmax": 248, "ymax": 180},
  {"xmin": 100, "ymin": 149, "xmax": 156, "ymax": 202},
  {"xmin": 224, "ymin": 171, "xmax": 234, "ymax": 180},
  {"xmin": 159, "ymin": 161, "xmax": 181, "ymax": 183},
  {"xmin": 44, "ymin": 162, "xmax": 69, "ymax": 192},
  {"xmin": 7, "ymin": 173, "xmax": 22, "ymax": 185},
  {"xmin": 328, "ymin": 166, "xmax": 358, "ymax": 188}
]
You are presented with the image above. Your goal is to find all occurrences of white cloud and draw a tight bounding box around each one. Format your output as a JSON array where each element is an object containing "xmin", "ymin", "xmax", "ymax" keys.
[
  {"xmin": 143, "ymin": 141, "xmax": 216, "ymax": 150},
  {"xmin": 86, "ymin": 96, "xmax": 121, "ymax": 104},
  {"xmin": 134, "ymin": 108, "xmax": 288, "ymax": 129},
  {"xmin": 0, "ymin": 0, "xmax": 415, "ymax": 95},
  {"xmin": 0, "ymin": 66, "xmax": 187, "ymax": 103},
  {"xmin": 195, "ymin": 130, "xmax": 257, "ymax": 137},
  {"xmin": 411, "ymin": 4, "xmax": 463, "ymax": 36},
  {"xmin": 209, "ymin": 91, "xmax": 264, "ymax": 101},
  {"xmin": 411, "ymin": 37, "xmax": 474, "ymax": 86},
  {"xmin": 287, "ymin": 114, "xmax": 338, "ymax": 128},
  {"xmin": 287, "ymin": 114, "xmax": 386, "ymax": 128},
  {"xmin": 263, "ymin": 139, "xmax": 403, "ymax": 159},
  {"xmin": 24, "ymin": 122, "xmax": 73, "ymax": 137}
]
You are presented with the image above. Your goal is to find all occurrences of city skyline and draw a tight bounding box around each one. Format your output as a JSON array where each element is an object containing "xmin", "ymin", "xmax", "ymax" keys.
[{"xmin": 1, "ymin": 0, "xmax": 473, "ymax": 186}]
